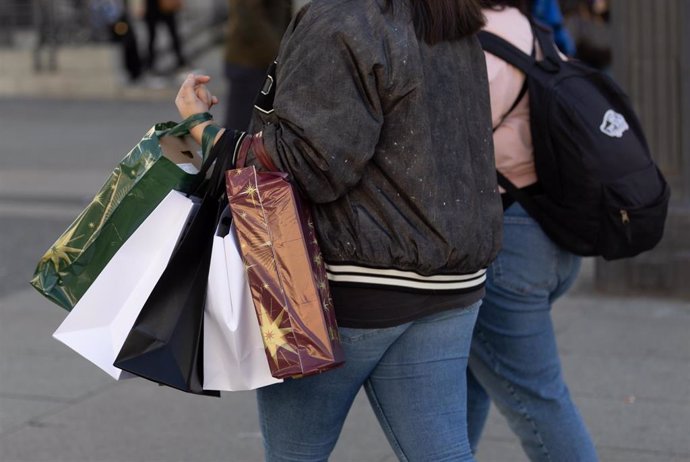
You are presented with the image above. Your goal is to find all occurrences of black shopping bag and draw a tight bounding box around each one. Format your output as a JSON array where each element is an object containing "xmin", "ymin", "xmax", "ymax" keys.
[{"xmin": 114, "ymin": 128, "xmax": 241, "ymax": 396}]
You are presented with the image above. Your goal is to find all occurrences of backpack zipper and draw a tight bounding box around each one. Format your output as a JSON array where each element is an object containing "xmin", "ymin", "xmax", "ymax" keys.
[{"xmin": 620, "ymin": 209, "xmax": 632, "ymax": 242}]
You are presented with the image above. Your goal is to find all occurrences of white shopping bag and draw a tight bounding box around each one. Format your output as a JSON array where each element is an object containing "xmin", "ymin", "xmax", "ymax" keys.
[
  {"xmin": 203, "ymin": 207, "xmax": 282, "ymax": 391},
  {"xmin": 53, "ymin": 190, "xmax": 199, "ymax": 380}
]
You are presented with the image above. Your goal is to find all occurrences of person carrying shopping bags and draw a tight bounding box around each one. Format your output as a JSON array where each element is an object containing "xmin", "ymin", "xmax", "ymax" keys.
[
  {"xmin": 466, "ymin": 1, "xmax": 599, "ymax": 460},
  {"xmin": 174, "ymin": 0, "xmax": 503, "ymax": 459}
]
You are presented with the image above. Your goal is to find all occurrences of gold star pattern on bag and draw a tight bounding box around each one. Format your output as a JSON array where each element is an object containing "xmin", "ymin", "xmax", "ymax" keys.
[
  {"xmin": 242, "ymin": 259, "xmax": 255, "ymax": 273},
  {"xmin": 40, "ymin": 227, "xmax": 84, "ymax": 272},
  {"xmin": 258, "ymin": 302, "xmax": 296, "ymax": 366},
  {"xmin": 243, "ymin": 184, "xmax": 259, "ymax": 206}
]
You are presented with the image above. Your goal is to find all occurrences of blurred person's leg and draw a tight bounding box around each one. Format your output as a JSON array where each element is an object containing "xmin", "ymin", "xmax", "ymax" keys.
[
  {"xmin": 33, "ymin": 0, "xmax": 57, "ymax": 72},
  {"xmin": 468, "ymin": 203, "xmax": 598, "ymax": 462},
  {"xmin": 162, "ymin": 13, "xmax": 186, "ymax": 69},
  {"xmin": 145, "ymin": 16, "xmax": 158, "ymax": 70},
  {"xmin": 123, "ymin": 32, "xmax": 142, "ymax": 81},
  {"xmin": 117, "ymin": 14, "xmax": 142, "ymax": 82}
]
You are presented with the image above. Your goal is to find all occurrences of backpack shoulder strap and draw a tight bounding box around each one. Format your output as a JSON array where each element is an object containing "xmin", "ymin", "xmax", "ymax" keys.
[
  {"xmin": 496, "ymin": 171, "xmax": 544, "ymax": 218},
  {"xmin": 479, "ymin": 20, "xmax": 564, "ymax": 76},
  {"xmin": 507, "ymin": 77, "xmax": 528, "ymax": 115},
  {"xmin": 530, "ymin": 19, "xmax": 563, "ymax": 64},
  {"xmin": 477, "ymin": 30, "xmax": 536, "ymax": 75}
]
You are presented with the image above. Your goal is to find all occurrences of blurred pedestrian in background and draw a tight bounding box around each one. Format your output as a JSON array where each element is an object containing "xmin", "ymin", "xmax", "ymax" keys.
[
  {"xmin": 466, "ymin": 1, "xmax": 599, "ymax": 460},
  {"xmin": 531, "ymin": 0, "xmax": 575, "ymax": 55},
  {"xmin": 108, "ymin": 0, "xmax": 143, "ymax": 82},
  {"xmin": 33, "ymin": 0, "xmax": 58, "ymax": 71},
  {"xmin": 562, "ymin": 0, "xmax": 612, "ymax": 70},
  {"xmin": 175, "ymin": 0, "xmax": 503, "ymax": 458},
  {"xmin": 223, "ymin": 0, "xmax": 292, "ymax": 130},
  {"xmin": 144, "ymin": 0, "xmax": 186, "ymax": 73}
]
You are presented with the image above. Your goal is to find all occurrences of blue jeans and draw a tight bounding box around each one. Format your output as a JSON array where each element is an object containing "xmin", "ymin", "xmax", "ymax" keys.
[
  {"xmin": 466, "ymin": 203, "xmax": 598, "ymax": 461},
  {"xmin": 257, "ymin": 302, "xmax": 481, "ymax": 462}
]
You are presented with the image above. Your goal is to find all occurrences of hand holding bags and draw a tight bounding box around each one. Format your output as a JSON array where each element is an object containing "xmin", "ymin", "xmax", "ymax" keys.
[
  {"xmin": 31, "ymin": 113, "xmax": 213, "ymax": 310},
  {"xmin": 225, "ymin": 163, "xmax": 345, "ymax": 379},
  {"xmin": 47, "ymin": 118, "xmax": 343, "ymax": 394}
]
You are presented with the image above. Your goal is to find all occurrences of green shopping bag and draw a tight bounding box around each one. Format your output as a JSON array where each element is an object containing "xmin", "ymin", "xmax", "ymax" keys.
[{"xmin": 30, "ymin": 113, "xmax": 214, "ymax": 311}]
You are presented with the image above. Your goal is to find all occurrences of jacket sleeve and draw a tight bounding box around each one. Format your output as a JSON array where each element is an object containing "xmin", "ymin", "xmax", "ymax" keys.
[{"xmin": 247, "ymin": 9, "xmax": 384, "ymax": 204}]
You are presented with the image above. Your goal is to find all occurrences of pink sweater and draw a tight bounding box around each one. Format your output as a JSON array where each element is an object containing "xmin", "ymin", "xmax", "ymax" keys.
[{"xmin": 483, "ymin": 7, "xmax": 537, "ymax": 189}]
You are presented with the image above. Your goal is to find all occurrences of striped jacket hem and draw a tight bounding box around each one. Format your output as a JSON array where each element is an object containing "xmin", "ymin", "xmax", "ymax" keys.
[{"xmin": 325, "ymin": 263, "xmax": 486, "ymax": 292}]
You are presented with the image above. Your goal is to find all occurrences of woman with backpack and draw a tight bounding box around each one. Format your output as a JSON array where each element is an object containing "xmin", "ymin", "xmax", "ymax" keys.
[
  {"xmin": 466, "ymin": 1, "xmax": 599, "ymax": 460},
  {"xmin": 175, "ymin": 0, "xmax": 503, "ymax": 460}
]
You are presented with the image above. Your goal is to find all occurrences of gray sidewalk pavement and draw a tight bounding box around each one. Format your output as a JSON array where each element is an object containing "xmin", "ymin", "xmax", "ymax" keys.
[
  {"xmin": 1, "ymin": 86, "xmax": 690, "ymax": 461},
  {"xmin": 2, "ymin": 281, "xmax": 688, "ymax": 462}
]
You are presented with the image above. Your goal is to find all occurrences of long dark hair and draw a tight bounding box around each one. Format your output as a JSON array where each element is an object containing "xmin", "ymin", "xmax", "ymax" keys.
[
  {"xmin": 477, "ymin": 0, "xmax": 530, "ymax": 15},
  {"xmin": 386, "ymin": 0, "xmax": 486, "ymax": 45}
]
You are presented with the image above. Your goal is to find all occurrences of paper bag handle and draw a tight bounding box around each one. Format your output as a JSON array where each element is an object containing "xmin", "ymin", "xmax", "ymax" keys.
[
  {"xmin": 234, "ymin": 132, "xmax": 278, "ymax": 171},
  {"xmin": 157, "ymin": 112, "xmax": 216, "ymax": 164},
  {"xmin": 164, "ymin": 112, "xmax": 213, "ymax": 138}
]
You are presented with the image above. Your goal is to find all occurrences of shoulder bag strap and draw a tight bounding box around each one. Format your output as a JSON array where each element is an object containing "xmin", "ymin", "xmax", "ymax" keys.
[
  {"xmin": 477, "ymin": 30, "xmax": 537, "ymax": 75},
  {"xmin": 496, "ymin": 171, "xmax": 543, "ymax": 217}
]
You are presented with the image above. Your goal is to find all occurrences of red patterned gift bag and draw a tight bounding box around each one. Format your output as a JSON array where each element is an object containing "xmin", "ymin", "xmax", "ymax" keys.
[{"xmin": 226, "ymin": 165, "xmax": 345, "ymax": 379}]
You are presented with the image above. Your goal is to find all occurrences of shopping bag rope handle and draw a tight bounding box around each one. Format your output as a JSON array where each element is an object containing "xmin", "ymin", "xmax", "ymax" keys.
[
  {"xmin": 192, "ymin": 124, "xmax": 226, "ymax": 194},
  {"xmin": 192, "ymin": 128, "xmax": 243, "ymax": 200},
  {"xmin": 202, "ymin": 124, "xmax": 221, "ymax": 162},
  {"xmin": 165, "ymin": 112, "xmax": 213, "ymax": 139},
  {"xmin": 234, "ymin": 132, "xmax": 278, "ymax": 172}
]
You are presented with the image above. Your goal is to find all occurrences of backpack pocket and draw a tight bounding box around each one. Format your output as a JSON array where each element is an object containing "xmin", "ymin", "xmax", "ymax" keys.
[{"xmin": 599, "ymin": 166, "xmax": 670, "ymax": 259}]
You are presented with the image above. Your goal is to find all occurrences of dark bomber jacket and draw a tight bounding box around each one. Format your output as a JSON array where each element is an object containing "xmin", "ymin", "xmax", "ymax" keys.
[{"xmin": 241, "ymin": 0, "xmax": 503, "ymax": 294}]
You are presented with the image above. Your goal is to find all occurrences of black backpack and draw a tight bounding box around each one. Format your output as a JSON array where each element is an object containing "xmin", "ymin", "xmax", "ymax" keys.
[{"xmin": 477, "ymin": 21, "xmax": 670, "ymax": 260}]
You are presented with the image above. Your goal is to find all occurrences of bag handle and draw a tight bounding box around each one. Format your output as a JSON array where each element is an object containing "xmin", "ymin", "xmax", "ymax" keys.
[
  {"xmin": 191, "ymin": 126, "xmax": 242, "ymax": 199},
  {"xmin": 191, "ymin": 123, "xmax": 223, "ymax": 183},
  {"xmin": 158, "ymin": 112, "xmax": 217, "ymax": 164},
  {"xmin": 201, "ymin": 123, "xmax": 222, "ymax": 161},
  {"xmin": 234, "ymin": 133, "xmax": 252, "ymax": 169},
  {"xmin": 251, "ymin": 132, "xmax": 279, "ymax": 171},
  {"xmin": 165, "ymin": 114, "xmax": 221, "ymax": 191},
  {"xmin": 208, "ymin": 130, "xmax": 242, "ymax": 200},
  {"xmin": 164, "ymin": 112, "xmax": 213, "ymax": 138},
  {"xmin": 234, "ymin": 132, "xmax": 278, "ymax": 171}
]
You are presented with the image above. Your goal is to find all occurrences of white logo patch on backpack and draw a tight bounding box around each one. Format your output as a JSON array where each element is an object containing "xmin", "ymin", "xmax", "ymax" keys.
[{"xmin": 600, "ymin": 109, "xmax": 629, "ymax": 138}]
